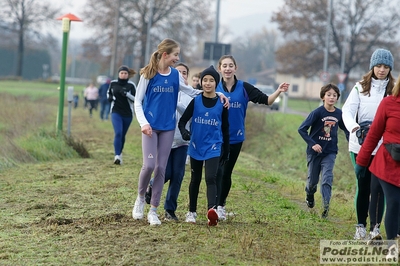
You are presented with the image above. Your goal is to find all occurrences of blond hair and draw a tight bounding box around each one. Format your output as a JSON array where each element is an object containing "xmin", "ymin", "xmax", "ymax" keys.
[
  {"xmin": 392, "ymin": 74, "xmax": 400, "ymax": 97},
  {"xmin": 140, "ymin": 38, "xmax": 180, "ymax": 80}
]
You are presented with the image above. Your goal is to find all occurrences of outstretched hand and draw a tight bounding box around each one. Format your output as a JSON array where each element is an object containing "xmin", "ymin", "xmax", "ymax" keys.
[{"xmin": 277, "ymin": 82, "xmax": 290, "ymax": 93}]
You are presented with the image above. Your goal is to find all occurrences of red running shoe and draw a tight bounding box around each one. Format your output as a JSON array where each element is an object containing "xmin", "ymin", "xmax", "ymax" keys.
[{"xmin": 207, "ymin": 208, "xmax": 218, "ymax": 226}]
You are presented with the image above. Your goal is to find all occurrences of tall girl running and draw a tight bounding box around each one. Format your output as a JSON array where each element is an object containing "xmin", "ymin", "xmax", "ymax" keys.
[{"xmin": 132, "ymin": 39, "xmax": 229, "ymax": 225}]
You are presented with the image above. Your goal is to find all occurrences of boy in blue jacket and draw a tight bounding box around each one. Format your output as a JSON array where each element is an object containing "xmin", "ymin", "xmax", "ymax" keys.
[{"xmin": 298, "ymin": 83, "xmax": 349, "ymax": 218}]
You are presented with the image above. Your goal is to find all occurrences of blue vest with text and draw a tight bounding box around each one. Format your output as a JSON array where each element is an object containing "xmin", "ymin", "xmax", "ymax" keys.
[
  {"xmin": 143, "ymin": 68, "xmax": 180, "ymax": 130},
  {"xmin": 188, "ymin": 96, "xmax": 223, "ymax": 160},
  {"xmin": 216, "ymin": 80, "xmax": 248, "ymax": 144}
]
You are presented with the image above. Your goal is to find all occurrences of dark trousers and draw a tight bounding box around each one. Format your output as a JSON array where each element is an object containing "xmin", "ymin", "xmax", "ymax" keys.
[
  {"xmin": 351, "ymin": 153, "xmax": 384, "ymax": 230},
  {"xmin": 216, "ymin": 142, "xmax": 243, "ymax": 206},
  {"xmin": 378, "ymin": 177, "xmax": 400, "ymax": 240},
  {"xmin": 100, "ymin": 100, "xmax": 111, "ymax": 120},
  {"xmin": 305, "ymin": 152, "xmax": 336, "ymax": 208},
  {"xmin": 164, "ymin": 145, "xmax": 188, "ymax": 212},
  {"xmin": 188, "ymin": 157, "xmax": 219, "ymax": 212},
  {"xmin": 111, "ymin": 113, "xmax": 132, "ymax": 156},
  {"xmin": 88, "ymin": 100, "xmax": 96, "ymax": 116}
]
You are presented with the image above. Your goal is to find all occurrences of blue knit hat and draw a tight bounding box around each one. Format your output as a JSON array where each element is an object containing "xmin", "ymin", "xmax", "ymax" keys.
[
  {"xmin": 200, "ymin": 65, "xmax": 220, "ymax": 84},
  {"xmin": 369, "ymin": 49, "xmax": 393, "ymax": 70}
]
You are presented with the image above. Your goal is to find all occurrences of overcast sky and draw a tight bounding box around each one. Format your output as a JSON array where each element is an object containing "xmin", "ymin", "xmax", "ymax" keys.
[{"xmin": 60, "ymin": 0, "xmax": 285, "ymax": 41}]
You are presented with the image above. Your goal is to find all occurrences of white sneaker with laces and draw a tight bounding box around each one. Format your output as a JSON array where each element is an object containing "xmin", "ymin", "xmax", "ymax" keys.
[
  {"xmin": 147, "ymin": 210, "xmax": 161, "ymax": 225},
  {"xmin": 132, "ymin": 197, "xmax": 145, "ymax": 220},
  {"xmin": 217, "ymin": 206, "xmax": 226, "ymax": 221},
  {"xmin": 369, "ymin": 224, "xmax": 382, "ymax": 240},
  {"xmin": 354, "ymin": 224, "xmax": 366, "ymax": 240},
  {"xmin": 185, "ymin": 212, "xmax": 197, "ymax": 224}
]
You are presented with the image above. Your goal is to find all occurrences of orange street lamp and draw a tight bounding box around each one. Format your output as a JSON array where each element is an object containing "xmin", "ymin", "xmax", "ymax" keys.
[{"xmin": 55, "ymin": 13, "xmax": 82, "ymax": 133}]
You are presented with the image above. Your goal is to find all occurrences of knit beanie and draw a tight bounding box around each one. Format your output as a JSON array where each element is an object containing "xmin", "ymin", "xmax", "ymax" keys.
[
  {"xmin": 369, "ymin": 49, "xmax": 394, "ymax": 70},
  {"xmin": 118, "ymin": 65, "xmax": 130, "ymax": 73},
  {"xmin": 200, "ymin": 65, "xmax": 220, "ymax": 84}
]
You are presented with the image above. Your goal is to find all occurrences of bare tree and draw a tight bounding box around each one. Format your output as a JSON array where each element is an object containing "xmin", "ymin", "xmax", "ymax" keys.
[
  {"xmin": 272, "ymin": 0, "xmax": 400, "ymax": 87},
  {"xmin": 82, "ymin": 0, "xmax": 214, "ymax": 74},
  {"xmin": 233, "ymin": 27, "xmax": 279, "ymax": 75},
  {"xmin": 0, "ymin": 0, "xmax": 59, "ymax": 77}
]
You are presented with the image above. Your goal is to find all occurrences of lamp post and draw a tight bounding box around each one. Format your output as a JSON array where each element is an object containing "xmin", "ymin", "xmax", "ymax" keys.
[
  {"xmin": 144, "ymin": 0, "xmax": 155, "ymax": 64},
  {"xmin": 110, "ymin": 0, "xmax": 121, "ymax": 77},
  {"xmin": 56, "ymin": 13, "xmax": 82, "ymax": 133},
  {"xmin": 322, "ymin": 0, "xmax": 333, "ymax": 77}
]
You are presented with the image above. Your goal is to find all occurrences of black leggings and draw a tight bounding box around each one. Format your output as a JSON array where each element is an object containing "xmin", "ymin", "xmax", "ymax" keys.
[
  {"xmin": 377, "ymin": 176, "xmax": 400, "ymax": 240},
  {"xmin": 216, "ymin": 142, "xmax": 243, "ymax": 206},
  {"xmin": 188, "ymin": 157, "xmax": 219, "ymax": 212},
  {"xmin": 352, "ymin": 153, "xmax": 385, "ymax": 231}
]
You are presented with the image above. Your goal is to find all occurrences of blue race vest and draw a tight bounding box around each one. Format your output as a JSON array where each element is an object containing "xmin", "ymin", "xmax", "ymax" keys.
[
  {"xmin": 143, "ymin": 67, "xmax": 180, "ymax": 130},
  {"xmin": 188, "ymin": 96, "xmax": 224, "ymax": 160},
  {"xmin": 216, "ymin": 80, "xmax": 248, "ymax": 144}
]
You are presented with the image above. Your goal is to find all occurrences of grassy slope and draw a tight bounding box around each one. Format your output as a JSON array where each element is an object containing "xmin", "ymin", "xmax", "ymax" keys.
[{"xmin": 0, "ymin": 81, "xmax": 385, "ymax": 266}]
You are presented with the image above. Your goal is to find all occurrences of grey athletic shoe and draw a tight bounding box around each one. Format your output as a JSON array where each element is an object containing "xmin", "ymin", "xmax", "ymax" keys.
[
  {"xmin": 164, "ymin": 210, "xmax": 179, "ymax": 221},
  {"xmin": 354, "ymin": 224, "xmax": 367, "ymax": 240}
]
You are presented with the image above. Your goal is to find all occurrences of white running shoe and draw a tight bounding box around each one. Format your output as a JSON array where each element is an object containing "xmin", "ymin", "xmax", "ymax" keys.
[
  {"xmin": 369, "ymin": 224, "xmax": 382, "ymax": 240},
  {"xmin": 354, "ymin": 224, "xmax": 366, "ymax": 240},
  {"xmin": 147, "ymin": 210, "xmax": 161, "ymax": 225},
  {"xmin": 185, "ymin": 212, "xmax": 197, "ymax": 224},
  {"xmin": 114, "ymin": 155, "xmax": 122, "ymax": 165},
  {"xmin": 217, "ymin": 206, "xmax": 226, "ymax": 221},
  {"xmin": 132, "ymin": 197, "xmax": 145, "ymax": 220}
]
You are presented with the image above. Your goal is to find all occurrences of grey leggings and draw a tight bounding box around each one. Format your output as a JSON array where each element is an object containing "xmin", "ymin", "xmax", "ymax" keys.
[{"xmin": 137, "ymin": 129, "xmax": 174, "ymax": 207}]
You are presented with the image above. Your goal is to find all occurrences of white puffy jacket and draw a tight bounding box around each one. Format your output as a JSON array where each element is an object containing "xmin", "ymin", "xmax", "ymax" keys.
[{"xmin": 342, "ymin": 78, "xmax": 388, "ymax": 154}]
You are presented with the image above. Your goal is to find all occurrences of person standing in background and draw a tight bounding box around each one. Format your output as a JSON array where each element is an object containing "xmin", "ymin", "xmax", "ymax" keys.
[
  {"xmin": 99, "ymin": 78, "xmax": 111, "ymax": 121},
  {"xmin": 82, "ymin": 87, "xmax": 88, "ymax": 109},
  {"xmin": 84, "ymin": 83, "xmax": 99, "ymax": 118},
  {"xmin": 73, "ymin": 92, "xmax": 79, "ymax": 109},
  {"xmin": 107, "ymin": 65, "xmax": 137, "ymax": 165},
  {"xmin": 191, "ymin": 72, "xmax": 201, "ymax": 90}
]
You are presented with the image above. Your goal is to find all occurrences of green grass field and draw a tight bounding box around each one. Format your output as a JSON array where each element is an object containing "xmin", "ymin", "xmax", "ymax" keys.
[{"xmin": 0, "ymin": 81, "xmax": 395, "ymax": 265}]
